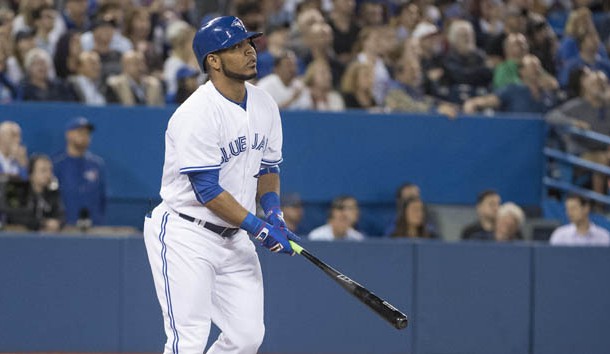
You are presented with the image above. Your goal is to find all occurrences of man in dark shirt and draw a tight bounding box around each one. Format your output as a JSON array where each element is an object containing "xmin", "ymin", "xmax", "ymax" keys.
[{"xmin": 461, "ymin": 189, "xmax": 501, "ymax": 240}]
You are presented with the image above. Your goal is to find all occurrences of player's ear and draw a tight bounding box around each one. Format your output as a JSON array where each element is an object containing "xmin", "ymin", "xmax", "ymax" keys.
[{"xmin": 207, "ymin": 54, "xmax": 221, "ymax": 72}]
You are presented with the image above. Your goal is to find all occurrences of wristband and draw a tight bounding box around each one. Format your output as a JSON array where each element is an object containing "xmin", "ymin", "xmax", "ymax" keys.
[
  {"xmin": 240, "ymin": 212, "xmax": 264, "ymax": 234},
  {"xmin": 260, "ymin": 191, "xmax": 281, "ymax": 215}
]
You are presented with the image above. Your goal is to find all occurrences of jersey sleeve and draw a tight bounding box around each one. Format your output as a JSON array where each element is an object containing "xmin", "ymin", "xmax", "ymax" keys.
[
  {"xmin": 173, "ymin": 107, "xmax": 223, "ymax": 174},
  {"xmin": 262, "ymin": 103, "xmax": 283, "ymax": 166}
]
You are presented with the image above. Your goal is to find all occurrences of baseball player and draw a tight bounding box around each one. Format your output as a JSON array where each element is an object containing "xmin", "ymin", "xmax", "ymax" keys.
[{"xmin": 143, "ymin": 16, "xmax": 300, "ymax": 354}]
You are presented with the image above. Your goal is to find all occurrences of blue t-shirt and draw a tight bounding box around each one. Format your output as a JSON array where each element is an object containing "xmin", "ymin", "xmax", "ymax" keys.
[
  {"xmin": 52, "ymin": 151, "xmax": 106, "ymax": 225},
  {"xmin": 496, "ymin": 84, "xmax": 557, "ymax": 114}
]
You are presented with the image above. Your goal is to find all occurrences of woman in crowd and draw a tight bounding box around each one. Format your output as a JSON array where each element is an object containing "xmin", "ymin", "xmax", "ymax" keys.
[
  {"xmin": 391, "ymin": 197, "xmax": 437, "ymax": 238},
  {"xmin": 303, "ymin": 59, "xmax": 345, "ymax": 111},
  {"xmin": 340, "ymin": 61, "xmax": 377, "ymax": 110}
]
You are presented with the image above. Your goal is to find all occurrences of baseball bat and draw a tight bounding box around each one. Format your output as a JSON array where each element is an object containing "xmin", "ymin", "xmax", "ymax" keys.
[{"xmin": 289, "ymin": 241, "xmax": 408, "ymax": 330}]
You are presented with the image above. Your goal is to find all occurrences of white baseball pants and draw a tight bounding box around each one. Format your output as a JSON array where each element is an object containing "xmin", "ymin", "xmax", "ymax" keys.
[{"xmin": 143, "ymin": 202, "xmax": 265, "ymax": 354}]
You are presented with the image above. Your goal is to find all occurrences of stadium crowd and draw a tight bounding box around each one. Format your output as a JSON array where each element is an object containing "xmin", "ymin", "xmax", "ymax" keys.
[{"xmin": 1, "ymin": 0, "xmax": 610, "ymax": 245}]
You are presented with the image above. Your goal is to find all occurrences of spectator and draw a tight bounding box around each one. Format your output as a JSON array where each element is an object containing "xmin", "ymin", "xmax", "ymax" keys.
[
  {"xmin": 163, "ymin": 20, "xmax": 197, "ymax": 98},
  {"xmin": 52, "ymin": 117, "xmax": 106, "ymax": 226},
  {"xmin": 0, "ymin": 44, "xmax": 17, "ymax": 102},
  {"xmin": 461, "ymin": 189, "xmax": 501, "ymax": 240},
  {"xmin": 0, "ymin": 121, "xmax": 28, "ymax": 179},
  {"xmin": 493, "ymin": 33, "xmax": 529, "ymax": 89},
  {"xmin": 442, "ymin": 19, "xmax": 493, "ymax": 103},
  {"xmin": 557, "ymin": 7, "xmax": 608, "ymax": 74},
  {"xmin": 463, "ymin": 54, "xmax": 559, "ymax": 114},
  {"xmin": 256, "ymin": 23, "xmax": 290, "ymax": 80},
  {"xmin": 89, "ymin": 19, "xmax": 123, "ymax": 83},
  {"xmin": 11, "ymin": 0, "xmax": 66, "ymax": 52},
  {"xmin": 309, "ymin": 195, "xmax": 365, "ymax": 241},
  {"xmin": 106, "ymin": 50, "xmax": 163, "ymax": 106},
  {"xmin": 494, "ymin": 202, "xmax": 525, "ymax": 242},
  {"xmin": 546, "ymin": 69, "xmax": 610, "ymax": 194},
  {"xmin": 53, "ymin": 30, "xmax": 82, "ymax": 79},
  {"xmin": 354, "ymin": 26, "xmax": 391, "ymax": 105},
  {"xmin": 5, "ymin": 30, "xmax": 37, "ymax": 86},
  {"xmin": 340, "ymin": 61, "xmax": 376, "ymax": 109},
  {"xmin": 484, "ymin": 6, "xmax": 527, "ymax": 68},
  {"xmin": 124, "ymin": 7, "xmax": 163, "ymax": 77},
  {"xmin": 80, "ymin": 2, "xmax": 133, "ymax": 54},
  {"xmin": 558, "ymin": 29, "xmax": 610, "ymax": 88},
  {"xmin": 327, "ymin": 0, "xmax": 360, "ymax": 65},
  {"xmin": 302, "ymin": 59, "xmax": 345, "ymax": 111},
  {"xmin": 18, "ymin": 48, "xmax": 77, "ymax": 102},
  {"xmin": 288, "ymin": 7, "xmax": 325, "ymax": 63},
  {"xmin": 68, "ymin": 51, "xmax": 106, "ymax": 105},
  {"xmin": 412, "ymin": 22, "xmax": 446, "ymax": 99},
  {"xmin": 301, "ymin": 21, "xmax": 344, "ymax": 89},
  {"xmin": 390, "ymin": 197, "xmax": 437, "ymax": 239},
  {"xmin": 393, "ymin": 2, "xmax": 422, "ymax": 42},
  {"xmin": 4, "ymin": 154, "xmax": 64, "ymax": 232},
  {"xmin": 357, "ymin": 1, "xmax": 385, "ymax": 27},
  {"xmin": 383, "ymin": 182, "xmax": 422, "ymax": 236},
  {"xmin": 549, "ymin": 194, "xmax": 610, "ymax": 246},
  {"xmin": 384, "ymin": 54, "xmax": 458, "ymax": 117},
  {"xmin": 471, "ymin": 0, "xmax": 504, "ymax": 49},
  {"xmin": 280, "ymin": 193, "xmax": 304, "ymax": 234},
  {"xmin": 31, "ymin": 4, "xmax": 58, "ymax": 57},
  {"xmin": 526, "ymin": 13, "xmax": 558, "ymax": 76},
  {"xmin": 257, "ymin": 50, "xmax": 312, "ymax": 110},
  {"xmin": 173, "ymin": 65, "xmax": 199, "ymax": 104},
  {"xmin": 61, "ymin": 0, "xmax": 90, "ymax": 32}
]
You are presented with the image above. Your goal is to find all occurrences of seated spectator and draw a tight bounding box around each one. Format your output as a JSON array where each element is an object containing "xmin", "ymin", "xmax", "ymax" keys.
[
  {"xmin": 354, "ymin": 26, "xmax": 391, "ymax": 105},
  {"xmin": 493, "ymin": 202, "xmax": 525, "ymax": 242},
  {"xmin": 0, "ymin": 121, "xmax": 28, "ymax": 179},
  {"xmin": 257, "ymin": 50, "xmax": 312, "ymax": 110},
  {"xmin": 357, "ymin": 1, "xmax": 386, "ymax": 28},
  {"xmin": 390, "ymin": 197, "xmax": 437, "ymax": 239},
  {"xmin": 124, "ymin": 7, "xmax": 163, "ymax": 78},
  {"xmin": 174, "ymin": 66, "xmax": 199, "ymax": 104},
  {"xmin": 256, "ymin": 23, "xmax": 290, "ymax": 80},
  {"xmin": 557, "ymin": 7, "xmax": 608, "ymax": 75},
  {"xmin": 89, "ymin": 19, "xmax": 123, "ymax": 84},
  {"xmin": 53, "ymin": 31, "xmax": 82, "ymax": 80},
  {"xmin": 61, "ymin": 0, "xmax": 90, "ymax": 32},
  {"xmin": 327, "ymin": 0, "xmax": 360, "ymax": 65},
  {"xmin": 18, "ymin": 48, "xmax": 77, "ymax": 102},
  {"xmin": 384, "ymin": 55, "xmax": 458, "ymax": 117},
  {"xmin": 393, "ymin": 2, "xmax": 422, "ymax": 42},
  {"xmin": 280, "ymin": 193, "xmax": 304, "ymax": 235},
  {"xmin": 52, "ymin": 117, "xmax": 106, "ymax": 226},
  {"xmin": 163, "ymin": 20, "xmax": 198, "ymax": 99},
  {"xmin": 493, "ymin": 33, "xmax": 529, "ymax": 90},
  {"xmin": 472, "ymin": 0, "xmax": 505, "ymax": 49},
  {"xmin": 527, "ymin": 14, "xmax": 558, "ymax": 76},
  {"xmin": 301, "ymin": 21, "xmax": 344, "ymax": 89},
  {"xmin": 0, "ymin": 44, "xmax": 17, "ymax": 102},
  {"xmin": 549, "ymin": 194, "xmax": 610, "ymax": 246},
  {"xmin": 309, "ymin": 195, "xmax": 365, "ymax": 241},
  {"xmin": 80, "ymin": 2, "xmax": 133, "ymax": 54},
  {"xmin": 442, "ymin": 20, "xmax": 493, "ymax": 103},
  {"xmin": 6, "ymin": 30, "xmax": 37, "ymax": 86},
  {"xmin": 461, "ymin": 189, "xmax": 501, "ymax": 240},
  {"xmin": 32, "ymin": 4, "xmax": 58, "ymax": 57},
  {"xmin": 484, "ymin": 6, "xmax": 527, "ymax": 67},
  {"xmin": 463, "ymin": 54, "xmax": 559, "ymax": 114},
  {"xmin": 340, "ymin": 61, "xmax": 377, "ymax": 109},
  {"xmin": 69, "ymin": 51, "xmax": 106, "ymax": 105},
  {"xmin": 384, "ymin": 182, "xmax": 422, "ymax": 236},
  {"xmin": 302, "ymin": 59, "xmax": 345, "ymax": 111},
  {"xmin": 11, "ymin": 0, "xmax": 66, "ymax": 53},
  {"xmin": 411, "ymin": 22, "xmax": 446, "ymax": 99},
  {"xmin": 558, "ymin": 29, "xmax": 610, "ymax": 88},
  {"xmin": 546, "ymin": 69, "xmax": 610, "ymax": 195},
  {"xmin": 5, "ymin": 154, "xmax": 64, "ymax": 232},
  {"xmin": 106, "ymin": 50, "xmax": 164, "ymax": 106}
]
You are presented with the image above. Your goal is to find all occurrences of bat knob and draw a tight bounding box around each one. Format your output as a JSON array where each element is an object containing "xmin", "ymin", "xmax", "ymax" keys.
[{"xmin": 394, "ymin": 316, "xmax": 408, "ymax": 330}]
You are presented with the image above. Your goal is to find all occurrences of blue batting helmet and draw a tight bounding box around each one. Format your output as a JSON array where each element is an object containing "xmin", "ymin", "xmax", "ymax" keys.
[{"xmin": 193, "ymin": 16, "xmax": 262, "ymax": 72}]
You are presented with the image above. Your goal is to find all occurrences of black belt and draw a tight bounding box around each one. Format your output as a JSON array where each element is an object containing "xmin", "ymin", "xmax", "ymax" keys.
[{"xmin": 178, "ymin": 213, "xmax": 240, "ymax": 237}]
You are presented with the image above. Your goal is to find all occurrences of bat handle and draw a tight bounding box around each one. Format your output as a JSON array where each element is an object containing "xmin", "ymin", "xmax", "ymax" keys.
[{"xmin": 289, "ymin": 240, "xmax": 304, "ymax": 255}]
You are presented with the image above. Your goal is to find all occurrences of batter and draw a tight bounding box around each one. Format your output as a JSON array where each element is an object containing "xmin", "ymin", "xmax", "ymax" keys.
[{"xmin": 143, "ymin": 16, "xmax": 300, "ymax": 354}]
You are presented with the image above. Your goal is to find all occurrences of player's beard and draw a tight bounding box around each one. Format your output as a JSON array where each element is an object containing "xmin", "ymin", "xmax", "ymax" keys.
[{"xmin": 222, "ymin": 62, "xmax": 257, "ymax": 81}]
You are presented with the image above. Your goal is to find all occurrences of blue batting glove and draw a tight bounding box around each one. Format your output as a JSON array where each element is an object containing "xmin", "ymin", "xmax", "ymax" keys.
[{"xmin": 241, "ymin": 213, "xmax": 295, "ymax": 255}]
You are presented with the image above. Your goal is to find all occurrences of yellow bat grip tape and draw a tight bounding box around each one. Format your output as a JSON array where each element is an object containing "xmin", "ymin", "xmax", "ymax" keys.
[{"xmin": 289, "ymin": 240, "xmax": 303, "ymax": 255}]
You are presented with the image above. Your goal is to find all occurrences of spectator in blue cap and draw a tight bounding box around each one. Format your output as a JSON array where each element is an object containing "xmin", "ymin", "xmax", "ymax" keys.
[{"xmin": 52, "ymin": 116, "xmax": 106, "ymax": 226}]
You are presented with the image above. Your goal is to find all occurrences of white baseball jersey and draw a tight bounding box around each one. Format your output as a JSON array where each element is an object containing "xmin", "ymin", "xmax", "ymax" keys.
[{"xmin": 160, "ymin": 80, "xmax": 283, "ymax": 225}]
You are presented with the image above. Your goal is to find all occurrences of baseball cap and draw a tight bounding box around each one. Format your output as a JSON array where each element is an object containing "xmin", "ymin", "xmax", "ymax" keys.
[
  {"xmin": 176, "ymin": 66, "xmax": 199, "ymax": 81},
  {"xmin": 66, "ymin": 116, "xmax": 95, "ymax": 132},
  {"xmin": 412, "ymin": 22, "xmax": 439, "ymax": 40}
]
